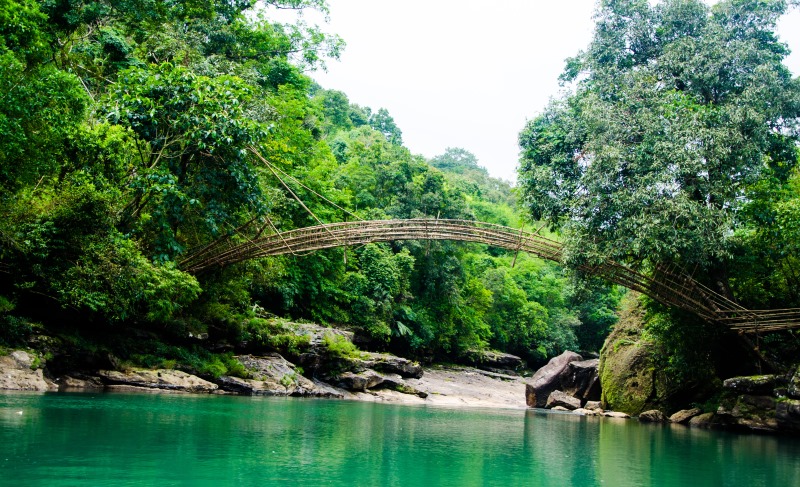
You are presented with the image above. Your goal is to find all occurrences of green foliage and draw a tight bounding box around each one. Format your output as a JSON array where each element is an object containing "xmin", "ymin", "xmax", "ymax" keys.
[
  {"xmin": 519, "ymin": 0, "xmax": 800, "ymax": 272},
  {"xmin": 0, "ymin": 0, "xmax": 625, "ymax": 371},
  {"xmin": 0, "ymin": 58, "xmax": 88, "ymax": 191},
  {"xmin": 130, "ymin": 348, "xmax": 248, "ymax": 379},
  {"xmin": 0, "ymin": 315, "xmax": 35, "ymax": 347},
  {"xmin": 241, "ymin": 318, "xmax": 311, "ymax": 356},
  {"xmin": 322, "ymin": 333, "xmax": 363, "ymax": 359},
  {"xmin": 641, "ymin": 305, "xmax": 721, "ymax": 386},
  {"xmin": 108, "ymin": 63, "xmax": 267, "ymax": 258}
]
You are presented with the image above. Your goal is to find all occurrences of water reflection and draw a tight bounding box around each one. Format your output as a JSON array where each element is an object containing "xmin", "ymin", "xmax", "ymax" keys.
[{"xmin": 1, "ymin": 393, "xmax": 798, "ymax": 486}]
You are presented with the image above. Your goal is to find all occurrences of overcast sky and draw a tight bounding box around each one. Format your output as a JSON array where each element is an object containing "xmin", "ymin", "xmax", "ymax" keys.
[{"xmin": 279, "ymin": 1, "xmax": 800, "ymax": 182}]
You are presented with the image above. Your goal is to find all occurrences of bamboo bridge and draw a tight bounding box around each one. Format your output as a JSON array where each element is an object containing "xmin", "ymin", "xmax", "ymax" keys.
[{"xmin": 179, "ymin": 218, "xmax": 800, "ymax": 334}]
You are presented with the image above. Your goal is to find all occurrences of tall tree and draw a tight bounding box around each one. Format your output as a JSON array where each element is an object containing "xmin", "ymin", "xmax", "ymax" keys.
[{"xmin": 518, "ymin": 0, "xmax": 800, "ymax": 296}]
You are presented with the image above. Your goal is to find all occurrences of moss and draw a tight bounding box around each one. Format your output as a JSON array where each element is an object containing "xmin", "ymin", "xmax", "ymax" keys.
[
  {"xmin": 599, "ymin": 294, "xmax": 659, "ymax": 415},
  {"xmin": 599, "ymin": 293, "xmax": 727, "ymax": 415},
  {"xmin": 600, "ymin": 341, "xmax": 658, "ymax": 414}
]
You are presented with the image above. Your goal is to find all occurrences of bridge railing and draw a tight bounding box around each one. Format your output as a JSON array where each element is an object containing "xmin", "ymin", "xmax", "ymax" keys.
[{"xmin": 178, "ymin": 218, "xmax": 800, "ymax": 333}]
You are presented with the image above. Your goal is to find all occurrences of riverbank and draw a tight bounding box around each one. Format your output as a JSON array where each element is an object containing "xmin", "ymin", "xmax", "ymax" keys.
[
  {"xmin": 0, "ymin": 347, "xmax": 528, "ymax": 408},
  {"xmin": 343, "ymin": 365, "xmax": 528, "ymax": 409}
]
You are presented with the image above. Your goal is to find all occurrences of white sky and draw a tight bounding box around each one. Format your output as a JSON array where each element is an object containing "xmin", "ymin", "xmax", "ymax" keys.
[{"xmin": 278, "ymin": 1, "xmax": 800, "ymax": 182}]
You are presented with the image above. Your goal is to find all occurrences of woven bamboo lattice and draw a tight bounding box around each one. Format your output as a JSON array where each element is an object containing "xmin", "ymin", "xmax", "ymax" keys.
[{"xmin": 179, "ymin": 218, "xmax": 800, "ymax": 334}]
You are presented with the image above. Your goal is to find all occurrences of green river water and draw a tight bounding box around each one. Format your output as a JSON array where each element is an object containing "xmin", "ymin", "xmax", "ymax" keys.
[{"xmin": 1, "ymin": 392, "xmax": 798, "ymax": 486}]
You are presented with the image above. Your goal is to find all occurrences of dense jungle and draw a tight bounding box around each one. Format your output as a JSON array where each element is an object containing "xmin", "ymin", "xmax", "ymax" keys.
[{"xmin": 1, "ymin": 0, "xmax": 799, "ymax": 421}]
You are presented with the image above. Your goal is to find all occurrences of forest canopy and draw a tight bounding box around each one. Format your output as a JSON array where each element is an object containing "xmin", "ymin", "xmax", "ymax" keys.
[
  {"xmin": 518, "ymin": 0, "xmax": 800, "ymax": 309},
  {"xmin": 0, "ymin": 0, "xmax": 619, "ymax": 366}
]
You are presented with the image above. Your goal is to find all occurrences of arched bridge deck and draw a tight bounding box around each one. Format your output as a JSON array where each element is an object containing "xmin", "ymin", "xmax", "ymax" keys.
[{"xmin": 179, "ymin": 218, "xmax": 800, "ymax": 333}]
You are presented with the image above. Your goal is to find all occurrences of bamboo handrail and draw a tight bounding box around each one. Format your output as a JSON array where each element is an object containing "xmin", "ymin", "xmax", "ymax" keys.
[{"xmin": 178, "ymin": 218, "xmax": 800, "ymax": 334}]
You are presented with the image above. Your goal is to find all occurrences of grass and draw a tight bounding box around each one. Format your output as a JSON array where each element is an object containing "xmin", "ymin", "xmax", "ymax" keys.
[{"xmin": 322, "ymin": 333, "xmax": 364, "ymax": 359}]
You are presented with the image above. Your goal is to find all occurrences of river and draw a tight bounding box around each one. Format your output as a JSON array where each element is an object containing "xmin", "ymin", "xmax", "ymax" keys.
[{"xmin": 1, "ymin": 392, "xmax": 798, "ymax": 486}]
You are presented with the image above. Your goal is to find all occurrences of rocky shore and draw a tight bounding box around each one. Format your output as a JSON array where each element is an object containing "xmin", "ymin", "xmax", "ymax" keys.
[
  {"xmin": 522, "ymin": 349, "xmax": 800, "ymax": 435},
  {"xmin": 2, "ymin": 318, "xmax": 798, "ymax": 436},
  {"xmin": 0, "ymin": 347, "xmax": 531, "ymax": 409}
]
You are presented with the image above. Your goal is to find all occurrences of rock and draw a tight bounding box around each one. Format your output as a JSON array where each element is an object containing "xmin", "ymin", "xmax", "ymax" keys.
[
  {"xmin": 308, "ymin": 380, "xmax": 347, "ymax": 399},
  {"xmin": 598, "ymin": 297, "xmax": 659, "ymax": 416},
  {"xmin": 788, "ymin": 365, "xmax": 800, "ymax": 399},
  {"xmin": 360, "ymin": 352, "xmax": 423, "ymax": 379},
  {"xmin": 104, "ymin": 384, "xmax": 190, "ymax": 394},
  {"xmin": 638, "ymin": 410, "xmax": 668, "ymax": 423},
  {"xmin": 379, "ymin": 374, "xmax": 429, "ymax": 398},
  {"xmin": 466, "ymin": 350, "xmax": 525, "ymax": 372},
  {"xmin": 723, "ymin": 375, "xmax": 781, "ymax": 395},
  {"xmin": 573, "ymin": 408, "xmax": 596, "ymax": 416},
  {"xmin": 669, "ymin": 408, "xmax": 703, "ymax": 424},
  {"xmin": 10, "ymin": 350, "xmax": 34, "ymax": 369},
  {"xmin": 98, "ymin": 369, "xmax": 218, "ymax": 393},
  {"xmin": 688, "ymin": 412, "xmax": 717, "ymax": 428},
  {"xmin": 218, "ymin": 373, "xmax": 343, "ymax": 398},
  {"xmin": 558, "ymin": 358, "xmax": 601, "ymax": 403},
  {"xmin": 604, "ymin": 411, "xmax": 631, "ymax": 419},
  {"xmin": 0, "ymin": 351, "xmax": 55, "ymax": 391},
  {"xmin": 546, "ymin": 390, "xmax": 581, "ymax": 410},
  {"xmin": 551, "ymin": 406, "xmax": 570, "ymax": 411},
  {"xmin": 525, "ymin": 351, "xmax": 583, "ymax": 408},
  {"xmin": 717, "ymin": 394, "xmax": 776, "ymax": 419},
  {"xmin": 584, "ymin": 400, "xmax": 602, "ymax": 411},
  {"xmin": 598, "ymin": 294, "xmax": 711, "ymax": 416},
  {"xmin": 716, "ymin": 394, "xmax": 779, "ymax": 433},
  {"xmin": 57, "ymin": 375, "xmax": 104, "ymax": 390},
  {"xmin": 216, "ymin": 376, "xmax": 267, "ymax": 395},
  {"xmin": 775, "ymin": 399, "xmax": 800, "ymax": 433},
  {"xmin": 224, "ymin": 354, "xmax": 342, "ymax": 398},
  {"xmin": 237, "ymin": 354, "xmax": 295, "ymax": 380},
  {"xmin": 335, "ymin": 369, "xmax": 385, "ymax": 392},
  {"xmin": 294, "ymin": 323, "xmax": 355, "ymax": 348}
]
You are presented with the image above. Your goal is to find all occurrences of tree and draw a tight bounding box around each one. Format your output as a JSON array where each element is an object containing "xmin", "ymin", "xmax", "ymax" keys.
[
  {"xmin": 369, "ymin": 107, "xmax": 403, "ymax": 145},
  {"xmin": 518, "ymin": 0, "xmax": 800, "ymax": 293}
]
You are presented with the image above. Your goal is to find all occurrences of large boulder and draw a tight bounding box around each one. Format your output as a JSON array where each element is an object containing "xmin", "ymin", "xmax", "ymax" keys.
[
  {"xmin": 0, "ymin": 351, "xmax": 55, "ymax": 391},
  {"xmin": 335, "ymin": 369, "xmax": 385, "ymax": 392},
  {"xmin": 525, "ymin": 351, "xmax": 583, "ymax": 408},
  {"xmin": 466, "ymin": 350, "xmax": 525, "ymax": 373},
  {"xmin": 598, "ymin": 298, "xmax": 658, "ymax": 415},
  {"xmin": 598, "ymin": 294, "xmax": 699, "ymax": 415},
  {"xmin": 98, "ymin": 369, "xmax": 218, "ymax": 393},
  {"xmin": 559, "ymin": 358, "xmax": 601, "ymax": 403},
  {"xmin": 669, "ymin": 408, "xmax": 702, "ymax": 424},
  {"xmin": 776, "ymin": 399, "xmax": 800, "ymax": 433},
  {"xmin": 688, "ymin": 412, "xmax": 718, "ymax": 428},
  {"xmin": 57, "ymin": 375, "xmax": 104, "ymax": 390},
  {"xmin": 546, "ymin": 390, "xmax": 581, "ymax": 410},
  {"xmin": 716, "ymin": 394, "xmax": 779, "ymax": 433},
  {"xmin": 379, "ymin": 374, "xmax": 429, "ymax": 398},
  {"xmin": 584, "ymin": 400, "xmax": 602, "ymax": 412},
  {"xmin": 360, "ymin": 352, "xmax": 423, "ymax": 379},
  {"xmin": 723, "ymin": 375, "xmax": 781, "ymax": 395},
  {"xmin": 638, "ymin": 410, "xmax": 668, "ymax": 423}
]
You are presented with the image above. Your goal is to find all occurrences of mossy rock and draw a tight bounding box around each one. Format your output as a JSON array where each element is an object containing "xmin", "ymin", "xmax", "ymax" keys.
[
  {"xmin": 599, "ymin": 294, "xmax": 720, "ymax": 415},
  {"xmin": 598, "ymin": 294, "xmax": 662, "ymax": 415}
]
